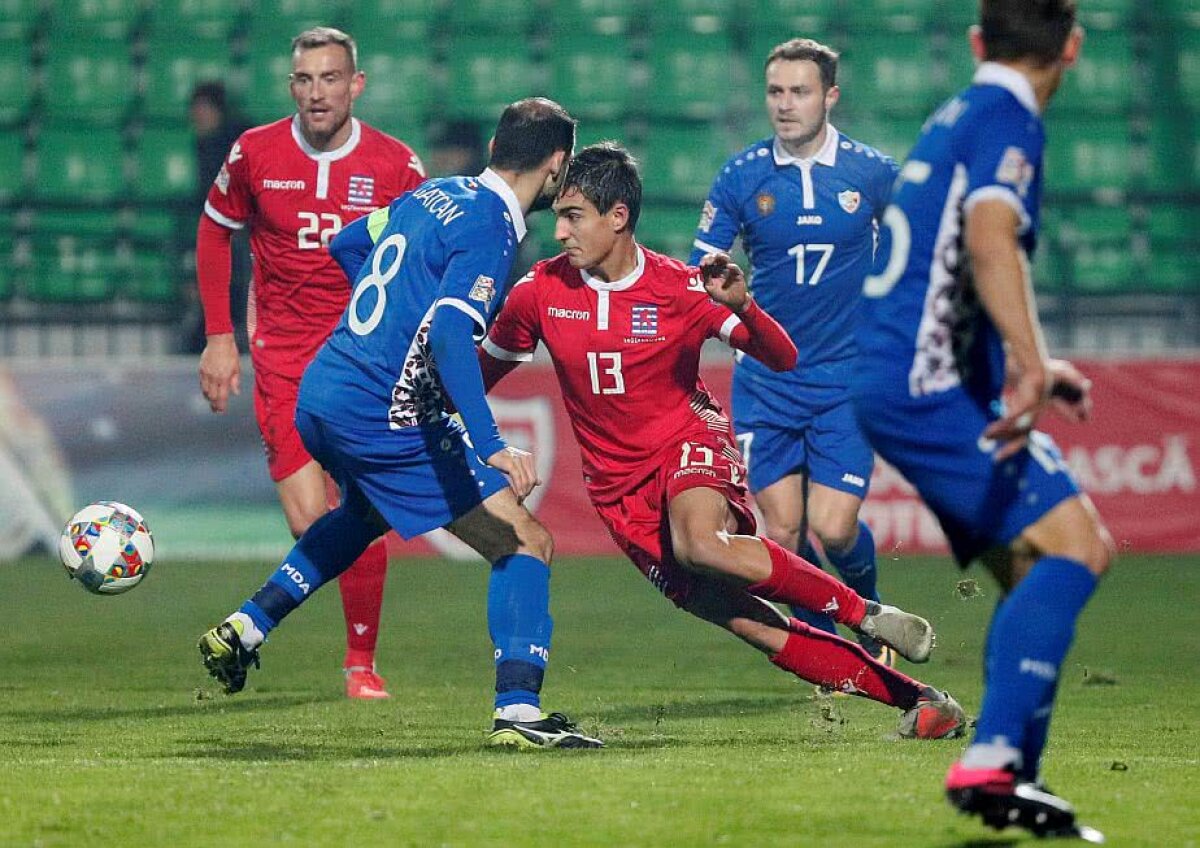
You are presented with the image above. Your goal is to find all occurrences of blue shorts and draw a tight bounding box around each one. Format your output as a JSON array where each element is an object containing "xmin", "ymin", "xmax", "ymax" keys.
[
  {"xmin": 296, "ymin": 409, "xmax": 510, "ymax": 540},
  {"xmin": 852, "ymin": 386, "xmax": 1080, "ymax": 566},
  {"xmin": 732, "ymin": 374, "xmax": 874, "ymax": 498}
]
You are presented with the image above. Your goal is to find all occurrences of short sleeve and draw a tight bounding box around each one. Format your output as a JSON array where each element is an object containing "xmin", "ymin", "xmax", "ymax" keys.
[
  {"xmin": 962, "ymin": 109, "xmax": 1042, "ymax": 234},
  {"xmin": 870, "ymin": 154, "xmax": 901, "ymax": 222},
  {"xmin": 688, "ymin": 161, "xmax": 741, "ymax": 264},
  {"xmin": 483, "ymin": 270, "xmax": 541, "ymax": 362},
  {"xmin": 204, "ymin": 134, "xmax": 254, "ymax": 230}
]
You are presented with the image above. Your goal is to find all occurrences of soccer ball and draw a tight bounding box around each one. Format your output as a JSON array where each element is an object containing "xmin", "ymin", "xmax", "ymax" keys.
[{"xmin": 58, "ymin": 501, "xmax": 154, "ymax": 595}]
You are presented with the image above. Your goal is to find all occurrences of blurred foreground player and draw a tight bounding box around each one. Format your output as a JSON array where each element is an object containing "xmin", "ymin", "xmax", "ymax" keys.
[
  {"xmin": 201, "ymin": 98, "xmax": 603, "ymax": 749},
  {"xmin": 852, "ymin": 0, "xmax": 1112, "ymax": 838},
  {"xmin": 195, "ymin": 27, "xmax": 425, "ymax": 698},
  {"xmin": 480, "ymin": 144, "xmax": 965, "ymax": 739}
]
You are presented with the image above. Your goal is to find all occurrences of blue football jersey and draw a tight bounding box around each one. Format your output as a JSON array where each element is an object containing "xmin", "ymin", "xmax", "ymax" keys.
[
  {"xmin": 856, "ymin": 63, "xmax": 1045, "ymax": 405},
  {"xmin": 298, "ymin": 169, "xmax": 525, "ymax": 432},
  {"xmin": 689, "ymin": 125, "xmax": 897, "ymax": 392}
]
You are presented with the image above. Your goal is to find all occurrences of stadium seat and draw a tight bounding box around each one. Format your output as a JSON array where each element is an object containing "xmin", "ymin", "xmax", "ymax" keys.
[
  {"xmin": 0, "ymin": 0, "xmax": 43, "ymax": 38},
  {"xmin": 243, "ymin": 32, "xmax": 305, "ymax": 124},
  {"xmin": 640, "ymin": 125, "xmax": 732, "ymax": 203},
  {"xmin": 130, "ymin": 209, "xmax": 182, "ymax": 243},
  {"xmin": 1061, "ymin": 207, "xmax": 1134, "ymax": 294},
  {"xmin": 1146, "ymin": 204, "xmax": 1198, "ymax": 293},
  {"xmin": 48, "ymin": 0, "xmax": 143, "ymax": 39},
  {"xmin": 549, "ymin": 32, "xmax": 632, "ymax": 121},
  {"xmin": 1031, "ymin": 240, "xmax": 1068, "ymax": 294},
  {"xmin": 143, "ymin": 34, "xmax": 234, "ymax": 121},
  {"xmin": 43, "ymin": 36, "xmax": 136, "ymax": 126},
  {"xmin": 0, "ymin": 130, "xmax": 27, "ymax": 201},
  {"xmin": 836, "ymin": 114, "xmax": 924, "ymax": 164},
  {"xmin": 125, "ymin": 250, "xmax": 179, "ymax": 303},
  {"xmin": 0, "ymin": 37, "xmax": 33, "ymax": 125},
  {"xmin": 1075, "ymin": 0, "xmax": 1136, "ymax": 29},
  {"xmin": 574, "ymin": 119, "xmax": 630, "ymax": 151},
  {"xmin": 345, "ymin": 0, "xmax": 436, "ymax": 41},
  {"xmin": 351, "ymin": 32, "xmax": 437, "ymax": 135},
  {"xmin": 839, "ymin": 31, "xmax": 941, "ymax": 119},
  {"xmin": 1164, "ymin": 0, "xmax": 1200, "ymax": 27},
  {"xmin": 33, "ymin": 128, "xmax": 126, "ymax": 202},
  {"xmin": 1044, "ymin": 119, "xmax": 1134, "ymax": 193},
  {"xmin": 135, "ymin": 129, "xmax": 198, "ymax": 201},
  {"xmin": 151, "ymin": 0, "xmax": 244, "ymax": 38},
  {"xmin": 1175, "ymin": 29, "xmax": 1200, "ymax": 110},
  {"xmin": 748, "ymin": 0, "xmax": 837, "ymax": 41},
  {"xmin": 249, "ymin": 0, "xmax": 344, "ymax": 28},
  {"xmin": 645, "ymin": 30, "xmax": 738, "ymax": 120},
  {"xmin": 26, "ymin": 233, "xmax": 120, "ymax": 303},
  {"xmin": 552, "ymin": 0, "xmax": 637, "ymax": 35},
  {"xmin": 1053, "ymin": 31, "xmax": 1135, "ymax": 114},
  {"xmin": 448, "ymin": 0, "xmax": 535, "ymax": 33},
  {"xmin": 647, "ymin": 0, "xmax": 737, "ymax": 34},
  {"xmin": 31, "ymin": 208, "xmax": 121, "ymax": 238},
  {"xmin": 637, "ymin": 204, "xmax": 704, "ymax": 263},
  {"xmin": 937, "ymin": 0, "xmax": 978, "ymax": 36},
  {"xmin": 843, "ymin": 0, "xmax": 933, "ymax": 32},
  {"xmin": 443, "ymin": 36, "xmax": 539, "ymax": 121}
]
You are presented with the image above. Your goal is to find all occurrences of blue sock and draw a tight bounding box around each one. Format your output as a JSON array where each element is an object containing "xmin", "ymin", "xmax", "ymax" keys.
[
  {"xmin": 240, "ymin": 505, "xmax": 380, "ymax": 638},
  {"xmin": 488, "ymin": 554, "xmax": 553, "ymax": 709},
  {"xmin": 973, "ymin": 557, "xmax": 1098, "ymax": 765},
  {"xmin": 788, "ymin": 537, "xmax": 838, "ymax": 636},
  {"xmin": 824, "ymin": 521, "xmax": 879, "ymax": 604}
]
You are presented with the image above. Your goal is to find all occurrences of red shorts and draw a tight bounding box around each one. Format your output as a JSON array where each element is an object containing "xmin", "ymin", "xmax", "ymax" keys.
[
  {"xmin": 593, "ymin": 432, "xmax": 756, "ymax": 607},
  {"xmin": 253, "ymin": 364, "xmax": 313, "ymax": 483}
]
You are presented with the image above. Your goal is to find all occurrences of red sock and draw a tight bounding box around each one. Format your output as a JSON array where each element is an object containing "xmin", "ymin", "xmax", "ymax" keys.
[
  {"xmin": 750, "ymin": 537, "xmax": 867, "ymax": 626},
  {"xmin": 337, "ymin": 538, "xmax": 388, "ymax": 668},
  {"xmin": 770, "ymin": 618, "xmax": 924, "ymax": 708}
]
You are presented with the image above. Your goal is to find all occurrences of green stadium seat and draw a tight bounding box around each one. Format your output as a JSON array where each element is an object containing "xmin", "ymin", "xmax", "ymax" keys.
[
  {"xmin": 48, "ymin": 0, "xmax": 143, "ymax": 39},
  {"xmin": 32, "ymin": 208, "xmax": 121, "ymax": 238},
  {"xmin": 748, "ymin": 0, "xmax": 837, "ymax": 42},
  {"xmin": 836, "ymin": 114, "xmax": 923, "ymax": 163},
  {"xmin": 1076, "ymin": 0, "xmax": 1136, "ymax": 29},
  {"xmin": 840, "ymin": 32, "xmax": 941, "ymax": 119},
  {"xmin": 444, "ymin": 36, "xmax": 539, "ymax": 121},
  {"xmin": 844, "ymin": 0, "xmax": 933, "ymax": 32},
  {"xmin": 125, "ymin": 250, "xmax": 179, "ymax": 303},
  {"xmin": 647, "ymin": 0, "xmax": 736, "ymax": 34},
  {"xmin": 575, "ymin": 120, "xmax": 629, "ymax": 151},
  {"xmin": 0, "ymin": 130, "xmax": 27, "ymax": 201},
  {"xmin": 552, "ymin": 0, "xmax": 637, "ymax": 35},
  {"xmin": 1031, "ymin": 240, "xmax": 1068, "ymax": 294},
  {"xmin": 637, "ymin": 204, "xmax": 704, "ymax": 263},
  {"xmin": 0, "ymin": 0, "xmax": 43, "ymax": 38},
  {"xmin": 0, "ymin": 238, "xmax": 13, "ymax": 301},
  {"xmin": 1044, "ymin": 119, "xmax": 1134, "ymax": 193},
  {"xmin": 0, "ymin": 37, "xmax": 33, "ymax": 125},
  {"xmin": 1053, "ymin": 31, "xmax": 1135, "ymax": 114},
  {"xmin": 1061, "ymin": 207, "xmax": 1134, "ymax": 294},
  {"xmin": 131, "ymin": 209, "xmax": 182, "ymax": 243},
  {"xmin": 43, "ymin": 37, "xmax": 136, "ymax": 126},
  {"xmin": 250, "ymin": 0, "xmax": 344, "ymax": 28},
  {"xmin": 937, "ymin": 0, "xmax": 978, "ymax": 35},
  {"xmin": 351, "ymin": 32, "xmax": 437, "ymax": 133},
  {"xmin": 143, "ymin": 35, "xmax": 233, "ymax": 121},
  {"xmin": 244, "ymin": 35, "xmax": 303, "ymax": 123},
  {"xmin": 1175, "ymin": 29, "xmax": 1200, "ymax": 110},
  {"xmin": 1146, "ymin": 204, "xmax": 1198, "ymax": 293},
  {"xmin": 136, "ymin": 128, "xmax": 198, "ymax": 200},
  {"xmin": 33, "ymin": 128, "xmax": 126, "ymax": 202},
  {"xmin": 942, "ymin": 38, "xmax": 978, "ymax": 98},
  {"xmin": 1146, "ymin": 249, "xmax": 1198, "ymax": 293},
  {"xmin": 645, "ymin": 30, "xmax": 738, "ymax": 120},
  {"xmin": 345, "ymin": 0, "xmax": 435, "ymax": 41},
  {"xmin": 640, "ymin": 125, "xmax": 732, "ymax": 204},
  {"xmin": 151, "ymin": 0, "xmax": 244, "ymax": 38},
  {"xmin": 550, "ymin": 32, "xmax": 632, "ymax": 121},
  {"xmin": 26, "ymin": 234, "xmax": 120, "ymax": 302},
  {"xmin": 1163, "ymin": 0, "xmax": 1200, "ymax": 27},
  {"xmin": 449, "ymin": 0, "xmax": 534, "ymax": 33}
]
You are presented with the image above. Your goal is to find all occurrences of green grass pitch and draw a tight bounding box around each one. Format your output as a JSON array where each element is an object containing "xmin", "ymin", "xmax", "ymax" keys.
[{"xmin": 1, "ymin": 554, "xmax": 1196, "ymax": 846}]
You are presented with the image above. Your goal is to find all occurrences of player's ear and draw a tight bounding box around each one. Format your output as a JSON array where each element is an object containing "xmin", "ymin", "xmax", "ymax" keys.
[
  {"xmin": 350, "ymin": 70, "xmax": 366, "ymax": 100},
  {"xmin": 1060, "ymin": 25, "xmax": 1084, "ymax": 69},
  {"xmin": 824, "ymin": 83, "xmax": 840, "ymax": 112},
  {"xmin": 968, "ymin": 25, "xmax": 986, "ymax": 64},
  {"xmin": 609, "ymin": 202, "xmax": 630, "ymax": 233}
]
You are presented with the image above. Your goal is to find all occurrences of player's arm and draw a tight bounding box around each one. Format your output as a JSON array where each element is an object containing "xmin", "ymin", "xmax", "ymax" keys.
[
  {"xmin": 700, "ymin": 253, "xmax": 797, "ymax": 372},
  {"xmin": 687, "ymin": 166, "xmax": 740, "ymax": 265},
  {"xmin": 329, "ymin": 202, "xmax": 397, "ymax": 284},
  {"xmin": 478, "ymin": 273, "xmax": 540, "ymax": 393}
]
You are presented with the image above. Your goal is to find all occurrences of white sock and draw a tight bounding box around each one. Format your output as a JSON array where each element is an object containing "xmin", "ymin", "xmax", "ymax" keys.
[
  {"xmin": 226, "ymin": 612, "xmax": 264, "ymax": 650},
  {"xmin": 960, "ymin": 739, "xmax": 1023, "ymax": 772},
  {"xmin": 496, "ymin": 703, "xmax": 542, "ymax": 722}
]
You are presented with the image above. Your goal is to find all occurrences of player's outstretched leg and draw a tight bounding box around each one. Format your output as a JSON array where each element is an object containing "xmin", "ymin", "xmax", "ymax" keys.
[
  {"xmin": 786, "ymin": 537, "xmax": 840, "ymax": 636},
  {"xmin": 198, "ymin": 503, "xmax": 380, "ymax": 694},
  {"xmin": 337, "ymin": 538, "xmax": 391, "ymax": 699},
  {"xmin": 823, "ymin": 520, "xmax": 891, "ymax": 661}
]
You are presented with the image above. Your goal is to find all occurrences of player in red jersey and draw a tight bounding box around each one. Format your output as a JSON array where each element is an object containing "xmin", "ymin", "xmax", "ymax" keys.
[
  {"xmin": 480, "ymin": 144, "xmax": 966, "ymax": 737},
  {"xmin": 195, "ymin": 27, "xmax": 426, "ymax": 699}
]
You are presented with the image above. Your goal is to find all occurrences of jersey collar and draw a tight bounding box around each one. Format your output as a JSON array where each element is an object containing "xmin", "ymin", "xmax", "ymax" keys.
[
  {"xmin": 290, "ymin": 115, "xmax": 362, "ymax": 161},
  {"xmin": 581, "ymin": 244, "xmax": 645, "ymax": 292},
  {"xmin": 476, "ymin": 168, "xmax": 528, "ymax": 243},
  {"xmin": 973, "ymin": 62, "xmax": 1040, "ymax": 115},
  {"xmin": 772, "ymin": 123, "xmax": 839, "ymax": 169}
]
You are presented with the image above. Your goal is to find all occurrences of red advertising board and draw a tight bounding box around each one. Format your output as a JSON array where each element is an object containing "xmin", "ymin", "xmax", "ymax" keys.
[{"xmin": 390, "ymin": 359, "xmax": 1200, "ymax": 558}]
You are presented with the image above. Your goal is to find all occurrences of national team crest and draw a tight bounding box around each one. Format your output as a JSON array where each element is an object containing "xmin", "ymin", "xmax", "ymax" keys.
[
  {"xmin": 631, "ymin": 304, "xmax": 659, "ymax": 336},
  {"xmin": 756, "ymin": 193, "xmax": 775, "ymax": 216},
  {"xmin": 348, "ymin": 174, "xmax": 375, "ymax": 205},
  {"xmin": 838, "ymin": 189, "xmax": 861, "ymax": 214},
  {"xmin": 469, "ymin": 274, "xmax": 496, "ymax": 306}
]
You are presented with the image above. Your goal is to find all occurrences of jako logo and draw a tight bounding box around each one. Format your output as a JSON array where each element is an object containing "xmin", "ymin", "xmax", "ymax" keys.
[{"xmin": 280, "ymin": 563, "xmax": 311, "ymax": 595}]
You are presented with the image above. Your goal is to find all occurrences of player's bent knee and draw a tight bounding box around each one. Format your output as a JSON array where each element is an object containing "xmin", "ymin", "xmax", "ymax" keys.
[
  {"xmin": 515, "ymin": 513, "xmax": 554, "ymax": 564},
  {"xmin": 761, "ymin": 520, "xmax": 802, "ymax": 552}
]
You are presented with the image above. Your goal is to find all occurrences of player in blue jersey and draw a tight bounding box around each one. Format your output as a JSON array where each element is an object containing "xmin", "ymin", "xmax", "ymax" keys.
[
  {"xmin": 852, "ymin": 1, "xmax": 1111, "ymax": 838},
  {"xmin": 199, "ymin": 98, "xmax": 604, "ymax": 749},
  {"xmin": 690, "ymin": 38, "xmax": 898, "ymax": 661}
]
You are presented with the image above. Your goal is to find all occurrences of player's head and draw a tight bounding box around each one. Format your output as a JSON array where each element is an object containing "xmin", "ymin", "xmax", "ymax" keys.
[
  {"xmin": 553, "ymin": 142, "xmax": 642, "ymax": 271},
  {"xmin": 190, "ymin": 81, "xmax": 228, "ymax": 136},
  {"xmin": 764, "ymin": 38, "xmax": 840, "ymax": 151},
  {"xmin": 972, "ymin": 0, "xmax": 1082, "ymax": 88},
  {"xmin": 289, "ymin": 27, "xmax": 365, "ymax": 150},
  {"xmin": 488, "ymin": 97, "xmax": 577, "ymax": 211}
]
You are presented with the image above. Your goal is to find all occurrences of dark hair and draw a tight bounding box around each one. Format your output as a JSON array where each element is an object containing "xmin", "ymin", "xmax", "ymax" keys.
[
  {"xmin": 559, "ymin": 142, "xmax": 642, "ymax": 232},
  {"xmin": 488, "ymin": 97, "xmax": 577, "ymax": 173},
  {"xmin": 292, "ymin": 26, "xmax": 358, "ymax": 72},
  {"xmin": 765, "ymin": 38, "xmax": 839, "ymax": 90},
  {"xmin": 191, "ymin": 80, "xmax": 228, "ymax": 113},
  {"xmin": 980, "ymin": 0, "xmax": 1077, "ymax": 66}
]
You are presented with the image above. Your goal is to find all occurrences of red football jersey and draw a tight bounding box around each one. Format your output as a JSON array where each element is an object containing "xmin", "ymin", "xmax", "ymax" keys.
[
  {"xmin": 204, "ymin": 116, "xmax": 425, "ymax": 377},
  {"xmin": 484, "ymin": 246, "xmax": 746, "ymax": 504}
]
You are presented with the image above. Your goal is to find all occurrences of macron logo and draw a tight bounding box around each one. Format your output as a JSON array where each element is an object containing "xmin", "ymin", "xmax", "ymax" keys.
[
  {"xmin": 548, "ymin": 306, "xmax": 589, "ymax": 320},
  {"xmin": 262, "ymin": 178, "xmax": 306, "ymax": 190}
]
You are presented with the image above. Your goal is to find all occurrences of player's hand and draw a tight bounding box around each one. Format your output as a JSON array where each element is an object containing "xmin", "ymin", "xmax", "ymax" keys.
[
  {"xmin": 486, "ymin": 445, "xmax": 541, "ymax": 503},
  {"xmin": 198, "ymin": 333, "xmax": 241, "ymax": 414},
  {"xmin": 1047, "ymin": 358, "xmax": 1092, "ymax": 423},
  {"xmin": 983, "ymin": 365, "xmax": 1048, "ymax": 462},
  {"xmin": 699, "ymin": 252, "xmax": 751, "ymax": 313}
]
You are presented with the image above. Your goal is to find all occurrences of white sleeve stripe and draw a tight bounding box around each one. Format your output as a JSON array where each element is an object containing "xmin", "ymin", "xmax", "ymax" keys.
[
  {"xmin": 693, "ymin": 238, "xmax": 724, "ymax": 255},
  {"xmin": 963, "ymin": 186, "xmax": 1031, "ymax": 234},
  {"xmin": 718, "ymin": 313, "xmax": 742, "ymax": 344},
  {"xmin": 433, "ymin": 297, "xmax": 488, "ymax": 331},
  {"xmin": 481, "ymin": 337, "xmax": 534, "ymax": 362},
  {"xmin": 203, "ymin": 200, "xmax": 246, "ymax": 230}
]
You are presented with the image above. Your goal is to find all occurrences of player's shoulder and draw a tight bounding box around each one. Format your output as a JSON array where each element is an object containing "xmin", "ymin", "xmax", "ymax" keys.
[
  {"xmin": 236, "ymin": 117, "xmax": 294, "ymax": 153},
  {"xmin": 716, "ymin": 137, "xmax": 776, "ymax": 184},
  {"xmin": 528, "ymin": 253, "xmax": 577, "ymax": 286},
  {"xmin": 831, "ymin": 129, "xmax": 898, "ymax": 177},
  {"xmin": 960, "ymin": 83, "xmax": 1043, "ymax": 140},
  {"xmin": 641, "ymin": 245, "xmax": 708, "ymax": 294}
]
